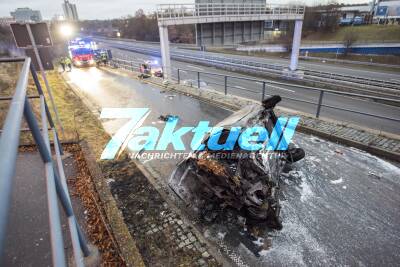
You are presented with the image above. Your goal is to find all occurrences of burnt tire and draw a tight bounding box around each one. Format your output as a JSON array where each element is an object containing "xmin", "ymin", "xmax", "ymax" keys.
[
  {"xmin": 271, "ymin": 216, "xmax": 283, "ymax": 230},
  {"xmin": 286, "ymin": 147, "xmax": 305, "ymax": 163}
]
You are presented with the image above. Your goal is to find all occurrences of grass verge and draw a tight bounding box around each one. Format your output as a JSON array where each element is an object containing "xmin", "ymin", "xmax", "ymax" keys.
[
  {"xmin": 303, "ymin": 25, "xmax": 400, "ymax": 43},
  {"xmin": 44, "ymin": 70, "xmax": 109, "ymax": 156}
]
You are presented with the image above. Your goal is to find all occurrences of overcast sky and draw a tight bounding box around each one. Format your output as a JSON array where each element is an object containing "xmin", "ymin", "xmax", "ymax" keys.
[{"xmin": 0, "ymin": 0, "xmax": 370, "ymax": 20}]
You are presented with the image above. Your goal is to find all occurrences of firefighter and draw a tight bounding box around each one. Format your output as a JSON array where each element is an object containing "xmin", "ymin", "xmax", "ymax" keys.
[
  {"xmin": 65, "ymin": 57, "xmax": 72, "ymax": 72},
  {"xmin": 59, "ymin": 57, "xmax": 66, "ymax": 72}
]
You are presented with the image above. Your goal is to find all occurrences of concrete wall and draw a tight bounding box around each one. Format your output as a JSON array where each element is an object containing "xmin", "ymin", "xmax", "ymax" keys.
[
  {"xmin": 196, "ymin": 0, "xmax": 264, "ymax": 4},
  {"xmin": 195, "ymin": 0, "xmax": 266, "ymax": 46},
  {"xmin": 196, "ymin": 21, "xmax": 264, "ymax": 46}
]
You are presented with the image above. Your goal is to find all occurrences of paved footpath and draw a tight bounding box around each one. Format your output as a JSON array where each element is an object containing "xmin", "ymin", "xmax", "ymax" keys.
[{"xmin": 2, "ymin": 151, "xmax": 89, "ymax": 266}]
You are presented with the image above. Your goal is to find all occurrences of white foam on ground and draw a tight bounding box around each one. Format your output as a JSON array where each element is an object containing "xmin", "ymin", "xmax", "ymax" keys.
[
  {"xmin": 374, "ymin": 157, "xmax": 400, "ymax": 175},
  {"xmin": 300, "ymin": 179, "xmax": 314, "ymax": 202},
  {"xmin": 308, "ymin": 156, "xmax": 321, "ymax": 163},
  {"xmin": 259, "ymin": 212, "xmax": 331, "ymax": 266},
  {"xmin": 330, "ymin": 178, "xmax": 343, "ymax": 184}
]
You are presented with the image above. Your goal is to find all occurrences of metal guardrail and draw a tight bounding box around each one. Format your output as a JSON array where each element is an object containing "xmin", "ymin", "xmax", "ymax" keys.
[
  {"xmin": 157, "ymin": 3, "xmax": 305, "ymax": 19},
  {"xmin": 299, "ymin": 55, "xmax": 400, "ymax": 69},
  {"xmin": 301, "ymin": 40, "xmax": 400, "ymax": 45},
  {"xmin": 108, "ymin": 43, "xmax": 400, "ymax": 93},
  {"xmin": 0, "ymin": 57, "xmax": 90, "ymax": 266},
  {"xmin": 110, "ymin": 57, "xmax": 400, "ymax": 125}
]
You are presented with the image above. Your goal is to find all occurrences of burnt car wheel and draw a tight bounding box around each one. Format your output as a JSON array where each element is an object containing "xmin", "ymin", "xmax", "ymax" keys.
[{"xmin": 286, "ymin": 147, "xmax": 305, "ymax": 163}]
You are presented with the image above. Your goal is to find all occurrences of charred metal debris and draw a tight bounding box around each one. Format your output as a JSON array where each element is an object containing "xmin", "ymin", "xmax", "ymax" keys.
[{"xmin": 169, "ymin": 95, "xmax": 305, "ymax": 230}]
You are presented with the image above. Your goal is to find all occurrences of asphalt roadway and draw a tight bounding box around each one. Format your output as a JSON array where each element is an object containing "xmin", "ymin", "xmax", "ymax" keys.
[
  {"xmin": 65, "ymin": 66, "xmax": 400, "ymax": 267},
  {"xmin": 97, "ymin": 38, "xmax": 400, "ymax": 84},
  {"xmin": 97, "ymin": 39, "xmax": 400, "ymax": 135}
]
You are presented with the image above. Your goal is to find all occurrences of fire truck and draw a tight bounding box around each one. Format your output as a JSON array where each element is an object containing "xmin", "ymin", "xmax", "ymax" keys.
[{"xmin": 68, "ymin": 37, "xmax": 97, "ymax": 67}]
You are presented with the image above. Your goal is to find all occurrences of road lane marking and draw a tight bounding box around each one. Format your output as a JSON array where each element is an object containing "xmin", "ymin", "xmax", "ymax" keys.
[
  {"xmin": 268, "ymin": 84, "xmax": 295, "ymax": 93},
  {"xmin": 187, "ymin": 65, "xmax": 204, "ymax": 71},
  {"xmin": 173, "ymin": 68, "xmax": 187, "ymax": 73},
  {"xmin": 234, "ymin": 85, "xmax": 247, "ymax": 90},
  {"xmin": 254, "ymin": 82, "xmax": 294, "ymax": 93}
]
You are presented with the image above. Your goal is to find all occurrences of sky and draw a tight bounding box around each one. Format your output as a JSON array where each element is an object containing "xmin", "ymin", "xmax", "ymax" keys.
[{"xmin": 0, "ymin": 0, "xmax": 370, "ymax": 20}]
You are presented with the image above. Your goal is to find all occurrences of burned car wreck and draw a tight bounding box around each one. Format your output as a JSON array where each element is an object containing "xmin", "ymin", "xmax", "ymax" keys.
[{"xmin": 169, "ymin": 96, "xmax": 305, "ymax": 230}]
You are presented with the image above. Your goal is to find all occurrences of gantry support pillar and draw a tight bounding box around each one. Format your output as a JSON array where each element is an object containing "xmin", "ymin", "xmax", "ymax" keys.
[
  {"xmin": 289, "ymin": 20, "xmax": 303, "ymax": 71},
  {"xmin": 159, "ymin": 25, "xmax": 172, "ymax": 80}
]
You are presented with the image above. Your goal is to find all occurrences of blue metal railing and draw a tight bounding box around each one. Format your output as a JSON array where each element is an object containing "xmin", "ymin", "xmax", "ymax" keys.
[{"xmin": 0, "ymin": 57, "xmax": 90, "ymax": 266}]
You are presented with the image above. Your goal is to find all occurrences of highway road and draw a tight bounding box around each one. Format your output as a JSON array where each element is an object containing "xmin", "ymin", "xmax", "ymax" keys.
[
  {"xmin": 64, "ymin": 66, "xmax": 400, "ymax": 267},
  {"xmin": 97, "ymin": 38, "xmax": 400, "ymax": 83},
  {"xmin": 98, "ymin": 41, "xmax": 400, "ymax": 134}
]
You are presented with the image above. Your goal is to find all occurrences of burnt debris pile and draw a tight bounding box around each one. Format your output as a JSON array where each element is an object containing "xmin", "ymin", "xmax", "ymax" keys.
[{"xmin": 169, "ymin": 95, "xmax": 305, "ymax": 230}]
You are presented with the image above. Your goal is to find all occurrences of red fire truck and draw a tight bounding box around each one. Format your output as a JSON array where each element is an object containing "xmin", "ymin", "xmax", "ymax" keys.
[{"xmin": 68, "ymin": 37, "xmax": 97, "ymax": 67}]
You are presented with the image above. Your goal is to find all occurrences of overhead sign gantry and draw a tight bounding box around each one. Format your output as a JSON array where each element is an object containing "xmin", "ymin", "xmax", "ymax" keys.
[{"xmin": 156, "ymin": 3, "xmax": 305, "ymax": 79}]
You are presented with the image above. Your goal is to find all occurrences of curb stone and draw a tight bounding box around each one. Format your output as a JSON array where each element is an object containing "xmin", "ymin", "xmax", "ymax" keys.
[{"xmin": 79, "ymin": 141, "xmax": 146, "ymax": 267}]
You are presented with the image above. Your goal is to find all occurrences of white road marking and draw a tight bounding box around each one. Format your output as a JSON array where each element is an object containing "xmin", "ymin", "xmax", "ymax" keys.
[
  {"xmin": 234, "ymin": 85, "xmax": 247, "ymax": 90},
  {"xmin": 254, "ymin": 81, "xmax": 295, "ymax": 93},
  {"xmin": 268, "ymin": 84, "xmax": 295, "ymax": 93},
  {"xmin": 187, "ymin": 65, "xmax": 204, "ymax": 71}
]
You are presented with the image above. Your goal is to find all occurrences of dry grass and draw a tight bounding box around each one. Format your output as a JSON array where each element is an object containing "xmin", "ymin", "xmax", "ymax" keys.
[
  {"xmin": 43, "ymin": 70, "xmax": 110, "ymax": 157},
  {"xmin": 0, "ymin": 62, "xmax": 42, "ymax": 143},
  {"xmin": 303, "ymin": 25, "xmax": 400, "ymax": 43},
  {"xmin": 0, "ymin": 63, "xmax": 109, "ymax": 152}
]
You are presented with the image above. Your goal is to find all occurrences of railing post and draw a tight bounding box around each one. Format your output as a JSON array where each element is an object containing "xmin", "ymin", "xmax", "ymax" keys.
[
  {"xmin": 26, "ymin": 24, "xmax": 64, "ymax": 136},
  {"xmin": 316, "ymin": 90, "xmax": 324, "ymax": 118},
  {"xmin": 177, "ymin": 68, "xmax": 180, "ymax": 84},
  {"xmin": 262, "ymin": 81, "xmax": 266, "ymax": 101},
  {"xmin": 30, "ymin": 63, "xmax": 63, "ymax": 155},
  {"xmin": 24, "ymin": 97, "xmax": 67, "ymax": 267},
  {"xmin": 197, "ymin": 71, "xmax": 201, "ymax": 89},
  {"xmin": 224, "ymin": 76, "xmax": 228, "ymax": 95}
]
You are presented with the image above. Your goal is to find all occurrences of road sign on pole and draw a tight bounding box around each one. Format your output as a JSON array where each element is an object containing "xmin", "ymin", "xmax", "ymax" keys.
[
  {"xmin": 25, "ymin": 47, "xmax": 54, "ymax": 71},
  {"xmin": 10, "ymin": 22, "xmax": 53, "ymax": 48}
]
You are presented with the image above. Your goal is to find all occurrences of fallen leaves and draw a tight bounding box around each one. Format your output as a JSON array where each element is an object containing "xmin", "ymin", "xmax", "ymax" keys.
[{"xmin": 67, "ymin": 144, "xmax": 125, "ymax": 266}]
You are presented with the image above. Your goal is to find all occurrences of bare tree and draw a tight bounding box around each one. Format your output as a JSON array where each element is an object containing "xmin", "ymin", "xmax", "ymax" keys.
[
  {"xmin": 320, "ymin": 1, "xmax": 340, "ymax": 33},
  {"xmin": 303, "ymin": 6, "xmax": 320, "ymax": 33}
]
